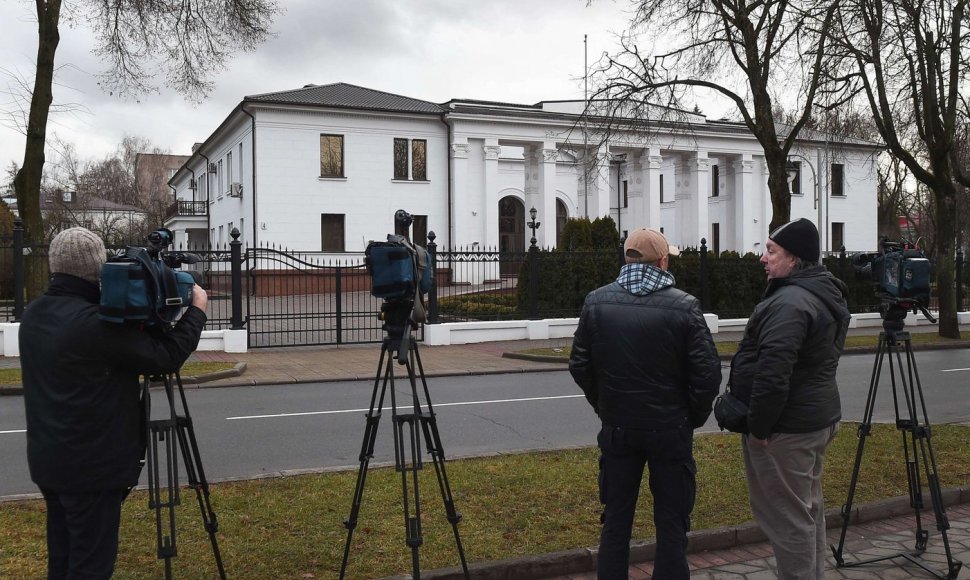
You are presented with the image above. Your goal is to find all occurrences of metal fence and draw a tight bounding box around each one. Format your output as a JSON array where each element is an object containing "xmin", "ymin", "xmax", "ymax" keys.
[{"xmin": 3, "ymin": 220, "xmax": 969, "ymax": 348}]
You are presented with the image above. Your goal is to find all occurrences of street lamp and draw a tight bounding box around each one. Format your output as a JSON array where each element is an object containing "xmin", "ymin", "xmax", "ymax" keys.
[
  {"xmin": 528, "ymin": 206, "xmax": 541, "ymax": 247},
  {"xmin": 786, "ymin": 154, "xmax": 822, "ymax": 257}
]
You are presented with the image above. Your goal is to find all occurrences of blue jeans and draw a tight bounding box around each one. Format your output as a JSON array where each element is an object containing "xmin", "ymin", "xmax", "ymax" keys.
[
  {"xmin": 41, "ymin": 488, "xmax": 126, "ymax": 580},
  {"xmin": 597, "ymin": 422, "xmax": 696, "ymax": 580}
]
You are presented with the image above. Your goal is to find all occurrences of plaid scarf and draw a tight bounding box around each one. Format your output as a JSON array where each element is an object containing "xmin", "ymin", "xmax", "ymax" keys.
[{"xmin": 616, "ymin": 263, "xmax": 676, "ymax": 296}]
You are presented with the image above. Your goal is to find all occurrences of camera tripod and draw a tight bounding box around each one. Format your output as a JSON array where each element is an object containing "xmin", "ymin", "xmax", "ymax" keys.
[
  {"xmin": 830, "ymin": 305, "xmax": 962, "ymax": 579},
  {"xmin": 339, "ymin": 310, "xmax": 469, "ymax": 580},
  {"xmin": 142, "ymin": 371, "xmax": 227, "ymax": 580}
]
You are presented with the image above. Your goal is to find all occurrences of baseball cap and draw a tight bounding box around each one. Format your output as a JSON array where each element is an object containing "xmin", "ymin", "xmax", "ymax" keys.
[{"xmin": 624, "ymin": 229, "xmax": 681, "ymax": 263}]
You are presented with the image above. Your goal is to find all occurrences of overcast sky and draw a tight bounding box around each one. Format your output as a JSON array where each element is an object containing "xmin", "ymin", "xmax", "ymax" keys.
[{"xmin": 0, "ymin": 0, "xmax": 643, "ymax": 178}]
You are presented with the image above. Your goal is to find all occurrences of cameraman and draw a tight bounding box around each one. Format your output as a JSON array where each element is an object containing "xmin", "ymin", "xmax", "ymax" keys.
[{"xmin": 19, "ymin": 227, "xmax": 208, "ymax": 580}]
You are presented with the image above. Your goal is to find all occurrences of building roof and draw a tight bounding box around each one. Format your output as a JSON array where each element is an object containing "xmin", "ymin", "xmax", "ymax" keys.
[
  {"xmin": 5, "ymin": 192, "xmax": 146, "ymax": 214},
  {"xmin": 245, "ymin": 82, "xmax": 444, "ymax": 114}
]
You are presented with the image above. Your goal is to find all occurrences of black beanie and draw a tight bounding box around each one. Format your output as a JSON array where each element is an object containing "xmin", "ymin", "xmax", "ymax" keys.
[{"xmin": 769, "ymin": 218, "xmax": 819, "ymax": 263}]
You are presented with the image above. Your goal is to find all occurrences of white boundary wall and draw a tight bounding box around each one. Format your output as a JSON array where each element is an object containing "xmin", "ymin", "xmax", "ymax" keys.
[{"xmin": 2, "ymin": 313, "xmax": 968, "ymax": 356}]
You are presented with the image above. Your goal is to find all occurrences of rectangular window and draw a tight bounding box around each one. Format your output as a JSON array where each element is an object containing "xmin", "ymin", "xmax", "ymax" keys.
[
  {"xmin": 227, "ymin": 151, "xmax": 233, "ymax": 189},
  {"xmin": 238, "ymin": 143, "xmax": 244, "ymax": 180},
  {"xmin": 412, "ymin": 215, "xmax": 428, "ymax": 247},
  {"xmin": 659, "ymin": 174, "xmax": 665, "ymax": 203},
  {"xmin": 218, "ymin": 159, "xmax": 224, "ymax": 194},
  {"xmin": 711, "ymin": 164, "xmax": 719, "ymax": 197},
  {"xmin": 320, "ymin": 134, "xmax": 344, "ymax": 178},
  {"xmin": 831, "ymin": 163, "xmax": 845, "ymax": 197},
  {"xmin": 711, "ymin": 223, "xmax": 720, "ymax": 255},
  {"xmin": 790, "ymin": 162, "xmax": 802, "ymax": 195},
  {"xmin": 622, "ymin": 180, "xmax": 629, "ymax": 208},
  {"xmin": 321, "ymin": 213, "xmax": 345, "ymax": 251},
  {"xmin": 832, "ymin": 222, "xmax": 845, "ymax": 252},
  {"xmin": 393, "ymin": 138, "xmax": 428, "ymax": 181},
  {"xmin": 394, "ymin": 138, "xmax": 409, "ymax": 180}
]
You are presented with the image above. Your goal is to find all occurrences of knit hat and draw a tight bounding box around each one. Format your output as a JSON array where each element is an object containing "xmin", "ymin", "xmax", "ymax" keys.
[
  {"xmin": 49, "ymin": 227, "xmax": 106, "ymax": 285},
  {"xmin": 624, "ymin": 229, "xmax": 681, "ymax": 263},
  {"xmin": 768, "ymin": 218, "xmax": 820, "ymax": 263}
]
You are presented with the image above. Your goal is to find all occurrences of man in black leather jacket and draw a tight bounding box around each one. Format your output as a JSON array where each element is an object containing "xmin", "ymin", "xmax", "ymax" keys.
[
  {"xmin": 729, "ymin": 218, "xmax": 850, "ymax": 580},
  {"xmin": 19, "ymin": 227, "xmax": 208, "ymax": 580},
  {"xmin": 569, "ymin": 228, "xmax": 722, "ymax": 579}
]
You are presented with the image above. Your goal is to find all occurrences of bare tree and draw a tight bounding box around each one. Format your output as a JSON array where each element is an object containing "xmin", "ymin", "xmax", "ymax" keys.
[
  {"xmin": 826, "ymin": 0, "xmax": 968, "ymax": 337},
  {"xmin": 13, "ymin": 0, "xmax": 279, "ymax": 299},
  {"xmin": 587, "ymin": 0, "xmax": 841, "ymax": 232}
]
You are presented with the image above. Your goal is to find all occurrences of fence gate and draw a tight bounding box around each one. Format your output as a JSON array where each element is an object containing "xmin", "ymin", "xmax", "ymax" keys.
[{"xmin": 244, "ymin": 248, "xmax": 383, "ymax": 348}]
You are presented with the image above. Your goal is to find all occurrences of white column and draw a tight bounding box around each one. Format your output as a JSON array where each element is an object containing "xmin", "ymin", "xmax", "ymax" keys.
[
  {"xmin": 592, "ymin": 146, "xmax": 611, "ymax": 218},
  {"xmin": 537, "ymin": 143, "xmax": 558, "ymax": 248},
  {"xmin": 734, "ymin": 155, "xmax": 756, "ymax": 254},
  {"xmin": 450, "ymin": 141, "xmax": 469, "ymax": 248},
  {"xmin": 483, "ymin": 140, "xmax": 501, "ymax": 250},
  {"xmin": 692, "ymin": 153, "xmax": 711, "ymax": 249},
  {"xmin": 642, "ymin": 148, "xmax": 662, "ymax": 230}
]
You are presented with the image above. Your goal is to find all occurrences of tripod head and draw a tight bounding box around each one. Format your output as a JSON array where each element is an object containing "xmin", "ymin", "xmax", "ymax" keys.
[
  {"xmin": 380, "ymin": 299, "xmax": 417, "ymax": 363},
  {"xmin": 879, "ymin": 296, "xmax": 937, "ymax": 334}
]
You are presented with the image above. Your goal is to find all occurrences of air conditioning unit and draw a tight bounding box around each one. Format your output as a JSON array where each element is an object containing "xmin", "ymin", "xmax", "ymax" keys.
[
  {"xmin": 208, "ymin": 163, "xmax": 218, "ymax": 173},
  {"xmin": 229, "ymin": 182, "xmax": 243, "ymax": 197}
]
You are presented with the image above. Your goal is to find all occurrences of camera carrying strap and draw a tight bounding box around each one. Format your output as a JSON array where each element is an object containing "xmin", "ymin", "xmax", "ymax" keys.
[{"xmin": 126, "ymin": 247, "xmax": 184, "ymax": 309}]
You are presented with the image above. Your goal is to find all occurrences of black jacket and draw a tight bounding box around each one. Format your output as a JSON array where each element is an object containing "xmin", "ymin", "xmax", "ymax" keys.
[
  {"xmin": 20, "ymin": 274, "xmax": 207, "ymax": 492},
  {"xmin": 729, "ymin": 266, "xmax": 850, "ymax": 439},
  {"xmin": 569, "ymin": 281, "xmax": 722, "ymax": 430}
]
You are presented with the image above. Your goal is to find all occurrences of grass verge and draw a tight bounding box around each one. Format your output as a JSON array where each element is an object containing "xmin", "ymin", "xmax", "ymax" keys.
[
  {"xmin": 522, "ymin": 332, "xmax": 967, "ymax": 359},
  {"xmin": 2, "ymin": 423, "xmax": 969, "ymax": 579},
  {"xmin": 0, "ymin": 361, "xmax": 236, "ymax": 386}
]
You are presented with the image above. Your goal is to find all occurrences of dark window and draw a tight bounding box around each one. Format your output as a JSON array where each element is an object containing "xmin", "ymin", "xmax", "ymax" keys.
[
  {"xmin": 320, "ymin": 135, "xmax": 344, "ymax": 178},
  {"xmin": 790, "ymin": 162, "xmax": 802, "ymax": 195},
  {"xmin": 412, "ymin": 140, "xmax": 427, "ymax": 181},
  {"xmin": 321, "ymin": 213, "xmax": 345, "ymax": 251},
  {"xmin": 659, "ymin": 174, "xmax": 665, "ymax": 203},
  {"xmin": 622, "ymin": 180, "xmax": 629, "ymax": 208},
  {"xmin": 711, "ymin": 164, "xmax": 719, "ymax": 197},
  {"xmin": 832, "ymin": 222, "xmax": 845, "ymax": 252},
  {"xmin": 711, "ymin": 223, "xmax": 720, "ymax": 255},
  {"xmin": 412, "ymin": 214, "xmax": 428, "ymax": 247},
  {"xmin": 556, "ymin": 199, "xmax": 568, "ymax": 247},
  {"xmin": 393, "ymin": 138, "xmax": 428, "ymax": 181},
  {"xmin": 394, "ymin": 138, "xmax": 409, "ymax": 180},
  {"xmin": 831, "ymin": 163, "xmax": 845, "ymax": 197}
]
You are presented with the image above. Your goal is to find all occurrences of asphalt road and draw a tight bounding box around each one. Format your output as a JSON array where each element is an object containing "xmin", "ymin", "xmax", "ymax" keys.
[{"xmin": 2, "ymin": 349, "xmax": 970, "ymax": 498}]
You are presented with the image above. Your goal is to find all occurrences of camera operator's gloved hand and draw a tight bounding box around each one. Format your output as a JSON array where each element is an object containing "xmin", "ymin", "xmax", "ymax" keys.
[{"xmin": 191, "ymin": 285, "xmax": 208, "ymax": 312}]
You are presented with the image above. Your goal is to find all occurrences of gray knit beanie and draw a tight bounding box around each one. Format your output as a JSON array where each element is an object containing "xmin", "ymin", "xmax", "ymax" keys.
[{"xmin": 49, "ymin": 227, "xmax": 106, "ymax": 285}]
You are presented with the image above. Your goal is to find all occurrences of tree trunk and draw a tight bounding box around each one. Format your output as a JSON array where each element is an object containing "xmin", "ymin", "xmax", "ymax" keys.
[
  {"xmin": 14, "ymin": 0, "xmax": 61, "ymax": 300},
  {"xmin": 933, "ymin": 180, "xmax": 961, "ymax": 338}
]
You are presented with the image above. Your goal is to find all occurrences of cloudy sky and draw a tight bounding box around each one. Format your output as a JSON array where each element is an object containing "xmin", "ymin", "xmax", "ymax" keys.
[{"xmin": 0, "ymin": 0, "xmax": 640, "ymax": 175}]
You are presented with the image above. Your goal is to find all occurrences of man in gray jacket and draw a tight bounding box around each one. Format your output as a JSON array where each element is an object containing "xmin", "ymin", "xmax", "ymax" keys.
[
  {"xmin": 570, "ymin": 228, "xmax": 722, "ymax": 579},
  {"xmin": 729, "ymin": 218, "xmax": 850, "ymax": 580}
]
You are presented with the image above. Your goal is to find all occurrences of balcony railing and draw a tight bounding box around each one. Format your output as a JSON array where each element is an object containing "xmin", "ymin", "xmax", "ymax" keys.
[{"xmin": 166, "ymin": 200, "xmax": 208, "ymax": 220}]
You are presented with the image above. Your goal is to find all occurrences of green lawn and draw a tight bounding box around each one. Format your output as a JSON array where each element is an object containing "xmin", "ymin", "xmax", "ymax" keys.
[
  {"xmin": 523, "ymin": 332, "xmax": 967, "ymax": 359},
  {"xmin": 0, "ymin": 361, "xmax": 235, "ymax": 386},
  {"xmin": 2, "ymin": 424, "xmax": 968, "ymax": 579}
]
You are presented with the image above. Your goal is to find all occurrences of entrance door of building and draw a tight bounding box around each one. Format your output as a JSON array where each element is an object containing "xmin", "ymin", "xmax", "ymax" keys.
[{"xmin": 498, "ymin": 196, "xmax": 525, "ymax": 277}]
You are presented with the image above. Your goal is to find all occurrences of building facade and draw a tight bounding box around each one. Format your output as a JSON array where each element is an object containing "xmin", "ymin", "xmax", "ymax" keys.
[{"xmin": 165, "ymin": 83, "xmax": 881, "ymax": 256}]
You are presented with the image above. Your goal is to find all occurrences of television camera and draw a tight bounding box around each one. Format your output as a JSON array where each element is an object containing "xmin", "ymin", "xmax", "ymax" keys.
[
  {"xmin": 853, "ymin": 237, "xmax": 936, "ymax": 326},
  {"xmin": 364, "ymin": 210, "xmax": 432, "ymax": 356},
  {"xmin": 99, "ymin": 227, "xmax": 203, "ymax": 326}
]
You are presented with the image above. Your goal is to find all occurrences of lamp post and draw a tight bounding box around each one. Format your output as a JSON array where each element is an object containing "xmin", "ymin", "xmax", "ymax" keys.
[
  {"xmin": 786, "ymin": 154, "xmax": 822, "ymax": 257},
  {"xmin": 528, "ymin": 206, "xmax": 541, "ymax": 248}
]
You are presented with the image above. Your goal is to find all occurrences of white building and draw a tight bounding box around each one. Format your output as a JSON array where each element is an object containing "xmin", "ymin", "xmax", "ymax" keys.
[{"xmin": 165, "ymin": 83, "xmax": 881, "ymax": 256}]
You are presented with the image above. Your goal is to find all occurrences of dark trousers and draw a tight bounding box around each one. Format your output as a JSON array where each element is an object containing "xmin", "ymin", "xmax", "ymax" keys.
[
  {"xmin": 597, "ymin": 423, "xmax": 696, "ymax": 580},
  {"xmin": 41, "ymin": 488, "xmax": 127, "ymax": 580}
]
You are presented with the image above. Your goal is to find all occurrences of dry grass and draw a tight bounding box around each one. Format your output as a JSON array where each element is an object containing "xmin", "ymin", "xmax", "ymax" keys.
[{"xmin": 2, "ymin": 424, "xmax": 969, "ymax": 579}]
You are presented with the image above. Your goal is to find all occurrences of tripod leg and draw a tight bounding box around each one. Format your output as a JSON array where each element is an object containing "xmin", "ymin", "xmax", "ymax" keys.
[
  {"xmin": 147, "ymin": 415, "xmax": 179, "ymax": 580},
  {"xmin": 171, "ymin": 375, "xmax": 227, "ymax": 580},
  {"xmin": 339, "ymin": 343, "xmax": 393, "ymax": 580},
  {"xmin": 901, "ymin": 340, "xmax": 963, "ymax": 579},
  {"xmin": 831, "ymin": 333, "xmax": 887, "ymax": 565}
]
